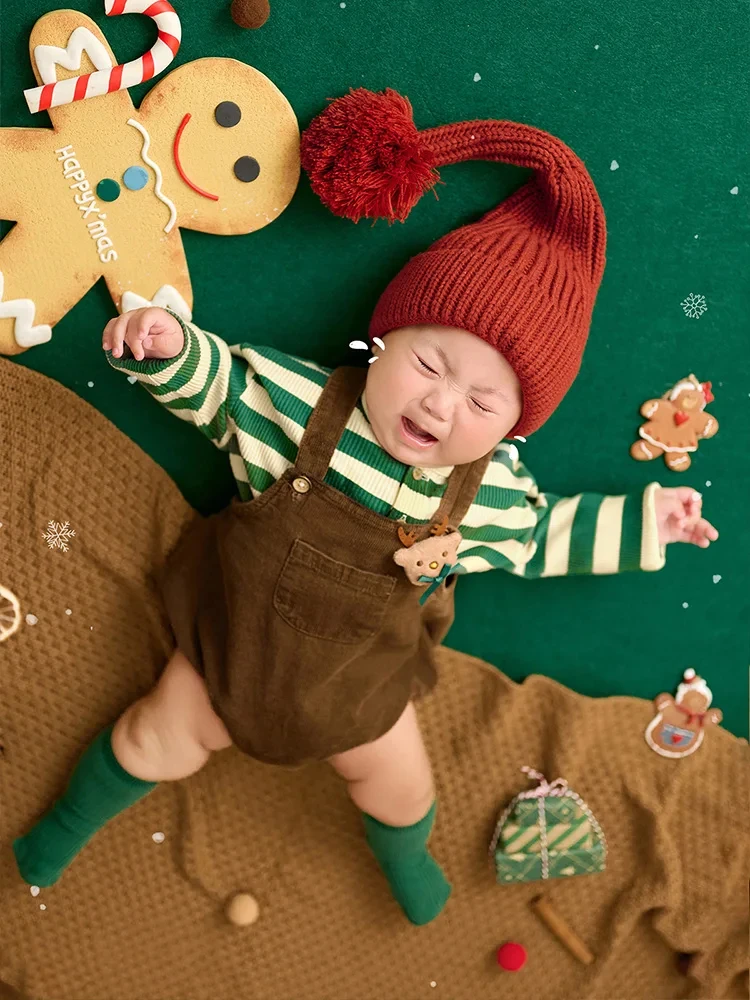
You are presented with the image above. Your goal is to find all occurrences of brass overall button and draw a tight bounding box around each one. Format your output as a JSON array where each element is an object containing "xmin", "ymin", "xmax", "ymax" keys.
[{"xmin": 292, "ymin": 476, "xmax": 311, "ymax": 494}]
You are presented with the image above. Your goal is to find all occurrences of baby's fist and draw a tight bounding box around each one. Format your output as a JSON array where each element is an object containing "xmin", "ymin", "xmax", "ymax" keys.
[
  {"xmin": 103, "ymin": 307, "xmax": 185, "ymax": 362},
  {"xmin": 654, "ymin": 486, "xmax": 718, "ymax": 548}
]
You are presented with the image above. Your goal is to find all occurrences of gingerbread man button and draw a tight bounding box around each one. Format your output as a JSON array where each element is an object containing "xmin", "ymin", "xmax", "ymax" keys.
[
  {"xmin": 645, "ymin": 668, "xmax": 723, "ymax": 758},
  {"xmin": 0, "ymin": 0, "xmax": 300, "ymax": 354}
]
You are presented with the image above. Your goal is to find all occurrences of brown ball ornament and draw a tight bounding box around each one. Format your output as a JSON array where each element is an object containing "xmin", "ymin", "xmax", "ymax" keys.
[{"xmin": 230, "ymin": 0, "xmax": 270, "ymax": 29}]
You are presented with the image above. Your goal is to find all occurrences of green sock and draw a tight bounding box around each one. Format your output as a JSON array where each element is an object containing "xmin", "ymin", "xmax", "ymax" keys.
[
  {"xmin": 13, "ymin": 724, "xmax": 157, "ymax": 887},
  {"xmin": 362, "ymin": 800, "xmax": 451, "ymax": 925}
]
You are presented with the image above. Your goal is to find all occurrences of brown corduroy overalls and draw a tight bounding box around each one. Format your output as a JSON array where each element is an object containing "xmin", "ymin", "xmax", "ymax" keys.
[{"xmin": 158, "ymin": 366, "xmax": 492, "ymax": 766}]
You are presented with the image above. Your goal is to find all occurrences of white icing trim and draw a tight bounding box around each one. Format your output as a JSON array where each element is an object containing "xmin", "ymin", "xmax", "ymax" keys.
[
  {"xmin": 635, "ymin": 441, "xmax": 657, "ymax": 459},
  {"xmin": 120, "ymin": 285, "xmax": 192, "ymax": 321},
  {"xmin": 639, "ymin": 429, "xmax": 697, "ymax": 454},
  {"xmin": 669, "ymin": 379, "xmax": 700, "ymax": 401},
  {"xmin": 642, "ymin": 402, "xmax": 658, "ymax": 418},
  {"xmin": 702, "ymin": 417, "xmax": 715, "ymax": 436},
  {"xmin": 0, "ymin": 271, "xmax": 52, "ymax": 347},
  {"xmin": 127, "ymin": 118, "xmax": 178, "ymax": 234},
  {"xmin": 676, "ymin": 678, "xmax": 712, "ymax": 707},
  {"xmin": 645, "ymin": 714, "xmax": 704, "ymax": 758},
  {"xmin": 34, "ymin": 27, "xmax": 113, "ymax": 85}
]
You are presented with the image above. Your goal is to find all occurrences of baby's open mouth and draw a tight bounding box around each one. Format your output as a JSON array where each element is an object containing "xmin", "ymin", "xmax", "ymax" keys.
[{"xmin": 402, "ymin": 416, "xmax": 437, "ymax": 445}]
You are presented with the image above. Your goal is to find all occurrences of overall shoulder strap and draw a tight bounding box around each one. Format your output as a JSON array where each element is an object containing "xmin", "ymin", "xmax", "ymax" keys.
[
  {"xmin": 294, "ymin": 367, "xmax": 367, "ymax": 481},
  {"xmin": 431, "ymin": 449, "xmax": 496, "ymax": 529}
]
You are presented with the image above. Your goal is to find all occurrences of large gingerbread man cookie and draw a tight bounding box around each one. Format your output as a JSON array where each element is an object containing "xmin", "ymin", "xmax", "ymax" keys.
[
  {"xmin": 630, "ymin": 374, "xmax": 718, "ymax": 472},
  {"xmin": 0, "ymin": 1, "xmax": 300, "ymax": 355}
]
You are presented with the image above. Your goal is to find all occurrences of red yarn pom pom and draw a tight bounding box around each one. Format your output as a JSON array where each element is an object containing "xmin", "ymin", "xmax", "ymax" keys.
[{"xmin": 300, "ymin": 88, "xmax": 439, "ymax": 223}]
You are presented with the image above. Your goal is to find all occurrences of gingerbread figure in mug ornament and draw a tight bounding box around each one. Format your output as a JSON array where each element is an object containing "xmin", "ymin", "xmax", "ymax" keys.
[
  {"xmin": 645, "ymin": 668, "xmax": 723, "ymax": 758},
  {"xmin": 630, "ymin": 374, "xmax": 718, "ymax": 472},
  {"xmin": 0, "ymin": 0, "xmax": 299, "ymax": 355}
]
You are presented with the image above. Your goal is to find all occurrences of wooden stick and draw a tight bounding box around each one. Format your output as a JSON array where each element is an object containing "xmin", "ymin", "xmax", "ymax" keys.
[{"xmin": 530, "ymin": 895, "xmax": 595, "ymax": 966}]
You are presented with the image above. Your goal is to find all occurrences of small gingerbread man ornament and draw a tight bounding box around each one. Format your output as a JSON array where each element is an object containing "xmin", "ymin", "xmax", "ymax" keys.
[
  {"xmin": 630, "ymin": 374, "xmax": 718, "ymax": 472},
  {"xmin": 645, "ymin": 668, "xmax": 723, "ymax": 758},
  {"xmin": 393, "ymin": 515, "xmax": 462, "ymax": 605}
]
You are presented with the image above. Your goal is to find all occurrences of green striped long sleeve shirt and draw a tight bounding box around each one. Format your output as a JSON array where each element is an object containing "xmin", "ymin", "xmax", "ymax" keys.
[{"xmin": 106, "ymin": 315, "xmax": 666, "ymax": 578}]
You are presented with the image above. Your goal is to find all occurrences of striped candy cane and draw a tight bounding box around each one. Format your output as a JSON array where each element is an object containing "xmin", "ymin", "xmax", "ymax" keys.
[{"xmin": 24, "ymin": 0, "xmax": 181, "ymax": 114}]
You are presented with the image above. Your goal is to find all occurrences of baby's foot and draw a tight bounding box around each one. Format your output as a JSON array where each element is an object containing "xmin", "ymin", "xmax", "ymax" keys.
[
  {"xmin": 13, "ymin": 812, "xmax": 85, "ymax": 887},
  {"xmin": 376, "ymin": 847, "xmax": 452, "ymax": 925},
  {"xmin": 362, "ymin": 801, "xmax": 451, "ymax": 925},
  {"xmin": 13, "ymin": 726, "xmax": 156, "ymax": 887}
]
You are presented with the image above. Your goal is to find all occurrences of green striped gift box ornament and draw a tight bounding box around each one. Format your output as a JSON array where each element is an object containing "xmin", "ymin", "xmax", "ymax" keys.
[{"xmin": 489, "ymin": 767, "xmax": 607, "ymax": 884}]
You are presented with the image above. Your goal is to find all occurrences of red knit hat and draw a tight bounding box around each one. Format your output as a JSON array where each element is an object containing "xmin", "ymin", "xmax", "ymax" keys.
[{"xmin": 301, "ymin": 89, "xmax": 607, "ymax": 437}]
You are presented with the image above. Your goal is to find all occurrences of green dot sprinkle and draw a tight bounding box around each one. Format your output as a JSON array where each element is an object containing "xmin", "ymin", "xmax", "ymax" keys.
[{"xmin": 96, "ymin": 179, "xmax": 121, "ymax": 202}]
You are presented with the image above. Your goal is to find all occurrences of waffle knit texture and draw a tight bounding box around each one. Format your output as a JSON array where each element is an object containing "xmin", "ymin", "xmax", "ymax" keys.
[
  {"xmin": 1, "ymin": 359, "xmax": 747, "ymax": 1000},
  {"xmin": 301, "ymin": 90, "xmax": 608, "ymax": 436}
]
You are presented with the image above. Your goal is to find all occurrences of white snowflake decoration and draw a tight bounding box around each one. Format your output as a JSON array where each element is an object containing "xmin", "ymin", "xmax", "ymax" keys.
[
  {"xmin": 42, "ymin": 521, "xmax": 76, "ymax": 553},
  {"xmin": 680, "ymin": 293, "xmax": 708, "ymax": 319}
]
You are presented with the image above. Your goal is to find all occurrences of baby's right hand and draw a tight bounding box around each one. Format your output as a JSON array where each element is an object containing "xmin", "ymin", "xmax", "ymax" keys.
[{"xmin": 103, "ymin": 307, "xmax": 185, "ymax": 362}]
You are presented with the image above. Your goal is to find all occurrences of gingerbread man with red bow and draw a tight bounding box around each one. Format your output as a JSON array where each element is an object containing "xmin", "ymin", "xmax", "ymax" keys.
[
  {"xmin": 630, "ymin": 374, "xmax": 718, "ymax": 472},
  {"xmin": 645, "ymin": 668, "xmax": 723, "ymax": 758}
]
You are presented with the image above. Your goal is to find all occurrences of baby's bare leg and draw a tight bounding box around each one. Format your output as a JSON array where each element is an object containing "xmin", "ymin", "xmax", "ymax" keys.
[
  {"xmin": 112, "ymin": 648, "xmax": 232, "ymax": 781},
  {"xmin": 14, "ymin": 649, "xmax": 231, "ymax": 887},
  {"xmin": 328, "ymin": 703, "xmax": 450, "ymax": 925},
  {"xmin": 329, "ymin": 702, "xmax": 433, "ymax": 825}
]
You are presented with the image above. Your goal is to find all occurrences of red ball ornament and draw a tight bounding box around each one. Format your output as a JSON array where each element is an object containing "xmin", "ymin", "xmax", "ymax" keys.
[{"xmin": 496, "ymin": 942, "xmax": 527, "ymax": 971}]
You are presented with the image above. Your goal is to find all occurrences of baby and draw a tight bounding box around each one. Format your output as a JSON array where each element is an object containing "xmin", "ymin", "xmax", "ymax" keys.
[{"xmin": 13, "ymin": 101, "xmax": 718, "ymax": 926}]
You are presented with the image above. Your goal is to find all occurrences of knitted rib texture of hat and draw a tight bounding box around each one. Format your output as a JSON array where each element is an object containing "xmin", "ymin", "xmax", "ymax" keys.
[{"xmin": 301, "ymin": 88, "xmax": 608, "ymax": 436}]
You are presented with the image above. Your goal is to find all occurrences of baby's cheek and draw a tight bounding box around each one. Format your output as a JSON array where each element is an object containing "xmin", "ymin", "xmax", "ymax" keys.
[{"xmin": 371, "ymin": 364, "xmax": 413, "ymax": 412}]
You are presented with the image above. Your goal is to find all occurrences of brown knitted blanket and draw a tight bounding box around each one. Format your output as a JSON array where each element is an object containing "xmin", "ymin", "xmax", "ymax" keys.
[{"xmin": 1, "ymin": 358, "xmax": 748, "ymax": 1000}]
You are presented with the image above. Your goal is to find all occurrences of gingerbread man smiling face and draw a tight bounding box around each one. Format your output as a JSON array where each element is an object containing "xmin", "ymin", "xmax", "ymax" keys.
[
  {"xmin": 137, "ymin": 58, "xmax": 300, "ymax": 235},
  {"xmin": 0, "ymin": 6, "xmax": 299, "ymax": 354}
]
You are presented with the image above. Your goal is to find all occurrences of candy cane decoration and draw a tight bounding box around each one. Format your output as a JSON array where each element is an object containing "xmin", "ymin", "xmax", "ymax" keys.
[{"xmin": 24, "ymin": 0, "xmax": 181, "ymax": 114}]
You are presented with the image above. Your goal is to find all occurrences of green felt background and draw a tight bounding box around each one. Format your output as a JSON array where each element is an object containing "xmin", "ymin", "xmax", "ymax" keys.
[{"xmin": 2, "ymin": 0, "xmax": 748, "ymax": 737}]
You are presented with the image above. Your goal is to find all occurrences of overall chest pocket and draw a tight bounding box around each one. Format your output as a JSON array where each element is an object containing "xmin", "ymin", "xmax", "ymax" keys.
[{"xmin": 273, "ymin": 539, "xmax": 396, "ymax": 643}]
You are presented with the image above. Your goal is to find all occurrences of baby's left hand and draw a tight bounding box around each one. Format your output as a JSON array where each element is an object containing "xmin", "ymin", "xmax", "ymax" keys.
[{"xmin": 655, "ymin": 487, "xmax": 719, "ymax": 548}]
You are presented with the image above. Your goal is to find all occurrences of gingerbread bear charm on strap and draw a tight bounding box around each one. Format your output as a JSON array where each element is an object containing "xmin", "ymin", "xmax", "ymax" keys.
[
  {"xmin": 630, "ymin": 374, "xmax": 718, "ymax": 472},
  {"xmin": 393, "ymin": 515, "xmax": 462, "ymax": 605},
  {"xmin": 645, "ymin": 668, "xmax": 723, "ymax": 758}
]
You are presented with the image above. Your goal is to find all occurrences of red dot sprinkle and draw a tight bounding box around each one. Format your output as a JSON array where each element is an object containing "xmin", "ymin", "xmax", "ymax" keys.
[{"xmin": 496, "ymin": 942, "xmax": 527, "ymax": 971}]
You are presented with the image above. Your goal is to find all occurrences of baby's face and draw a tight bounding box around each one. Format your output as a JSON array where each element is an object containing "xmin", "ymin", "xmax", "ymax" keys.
[{"xmin": 364, "ymin": 326, "xmax": 523, "ymax": 467}]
